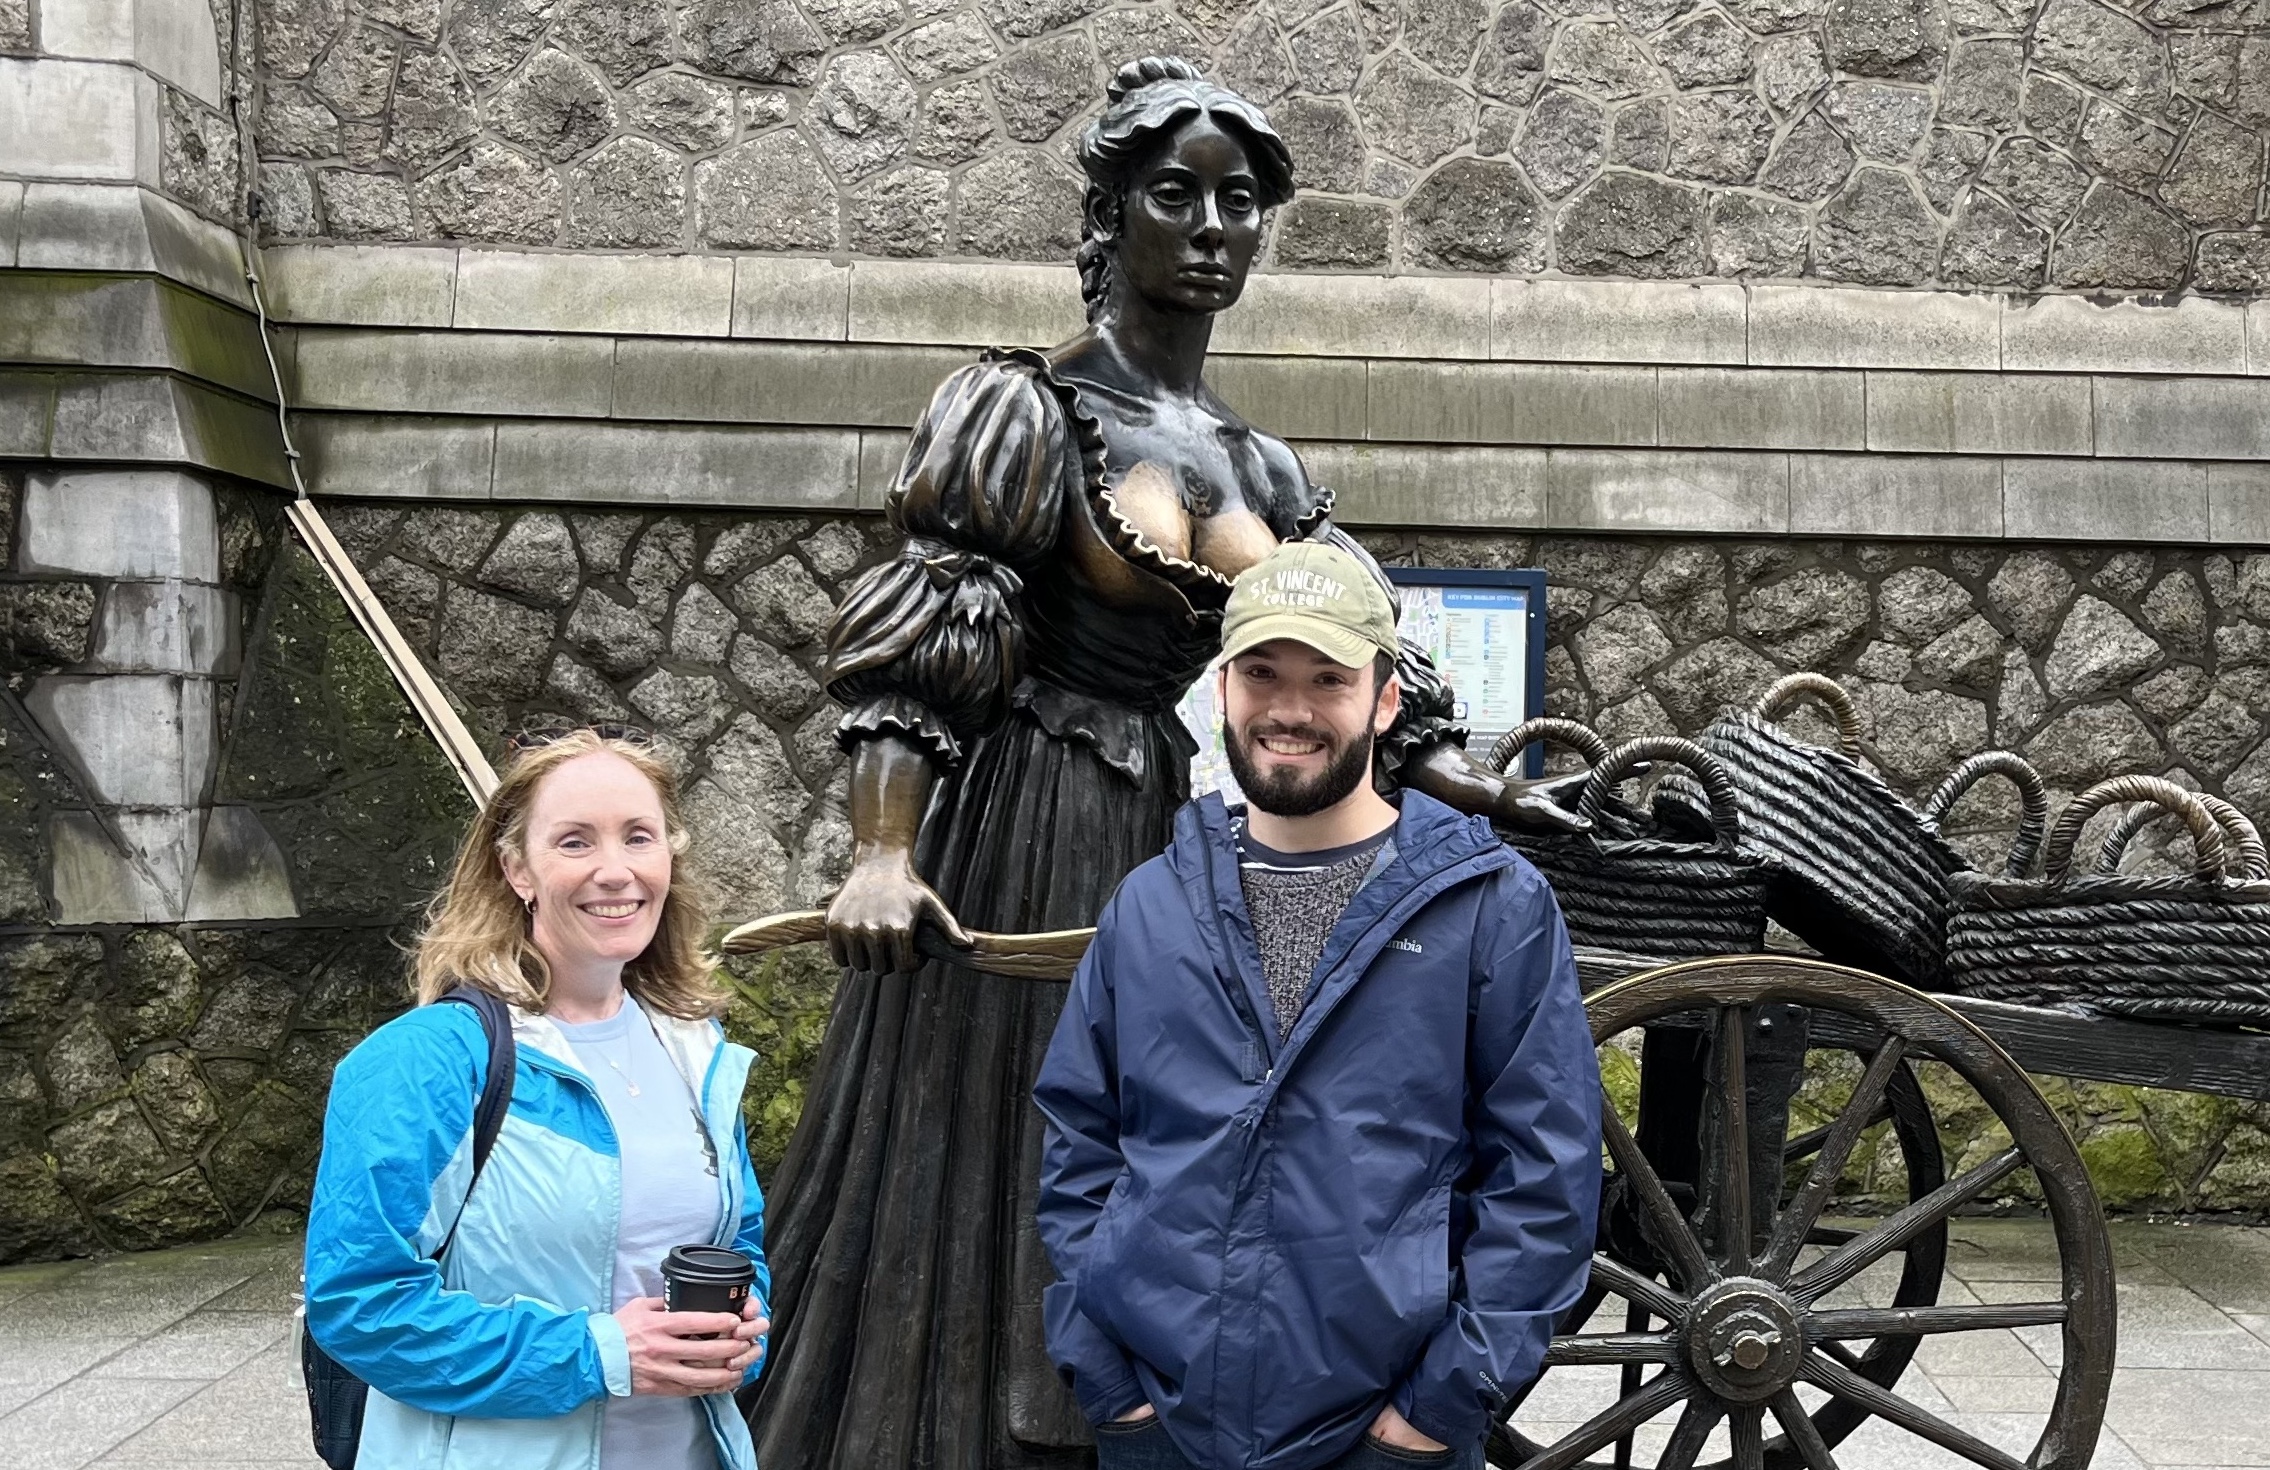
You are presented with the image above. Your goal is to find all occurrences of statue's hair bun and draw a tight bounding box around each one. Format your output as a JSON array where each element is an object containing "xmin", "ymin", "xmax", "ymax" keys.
[{"xmin": 1105, "ymin": 55, "xmax": 1204, "ymax": 105}]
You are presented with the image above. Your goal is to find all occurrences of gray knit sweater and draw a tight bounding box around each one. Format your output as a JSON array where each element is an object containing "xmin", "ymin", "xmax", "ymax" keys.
[{"xmin": 1235, "ymin": 823, "xmax": 1394, "ymax": 1041}]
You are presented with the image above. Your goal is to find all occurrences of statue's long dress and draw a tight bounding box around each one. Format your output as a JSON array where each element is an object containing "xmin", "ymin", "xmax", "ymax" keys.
[{"xmin": 745, "ymin": 349, "xmax": 1462, "ymax": 1470}]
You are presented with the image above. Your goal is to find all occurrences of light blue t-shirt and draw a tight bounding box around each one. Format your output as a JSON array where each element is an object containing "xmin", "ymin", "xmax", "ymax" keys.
[{"xmin": 558, "ymin": 995, "xmax": 726, "ymax": 1470}]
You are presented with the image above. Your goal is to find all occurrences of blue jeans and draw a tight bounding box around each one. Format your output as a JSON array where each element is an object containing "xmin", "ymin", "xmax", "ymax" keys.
[{"xmin": 1091, "ymin": 1415, "xmax": 1483, "ymax": 1470}]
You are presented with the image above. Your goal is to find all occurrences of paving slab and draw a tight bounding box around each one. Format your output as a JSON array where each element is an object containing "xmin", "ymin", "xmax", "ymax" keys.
[{"xmin": 6, "ymin": 1225, "xmax": 2270, "ymax": 1466}]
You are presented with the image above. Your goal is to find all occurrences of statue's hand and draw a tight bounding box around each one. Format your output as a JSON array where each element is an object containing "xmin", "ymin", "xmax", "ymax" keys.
[
  {"xmin": 1494, "ymin": 769, "xmax": 1595, "ymax": 835},
  {"xmin": 825, "ymin": 850, "xmax": 972, "ymax": 975}
]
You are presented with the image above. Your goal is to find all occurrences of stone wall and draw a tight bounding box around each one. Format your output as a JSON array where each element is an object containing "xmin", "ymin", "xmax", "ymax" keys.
[
  {"xmin": 2, "ymin": 0, "xmax": 250, "ymax": 230},
  {"xmin": 247, "ymin": 0, "xmax": 2270, "ymax": 291},
  {"xmin": 0, "ymin": 468, "xmax": 474, "ymax": 1261},
  {"xmin": 310, "ymin": 498, "xmax": 2270, "ymax": 1214}
]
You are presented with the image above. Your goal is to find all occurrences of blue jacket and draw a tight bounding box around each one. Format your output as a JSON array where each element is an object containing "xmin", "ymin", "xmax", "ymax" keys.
[
  {"xmin": 305, "ymin": 998, "xmax": 769, "ymax": 1470},
  {"xmin": 1034, "ymin": 791, "xmax": 1601, "ymax": 1470}
]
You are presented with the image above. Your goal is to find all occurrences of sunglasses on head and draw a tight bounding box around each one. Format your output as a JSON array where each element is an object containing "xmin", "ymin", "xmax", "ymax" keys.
[{"xmin": 502, "ymin": 722, "xmax": 655, "ymax": 755}]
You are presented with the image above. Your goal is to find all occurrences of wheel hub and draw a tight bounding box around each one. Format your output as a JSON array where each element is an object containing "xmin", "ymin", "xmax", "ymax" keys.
[{"xmin": 1684, "ymin": 1278, "xmax": 1804, "ymax": 1404}]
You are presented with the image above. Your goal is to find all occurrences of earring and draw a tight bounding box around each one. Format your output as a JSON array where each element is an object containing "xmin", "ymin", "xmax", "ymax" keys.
[{"xmin": 522, "ymin": 895, "xmax": 537, "ymax": 916}]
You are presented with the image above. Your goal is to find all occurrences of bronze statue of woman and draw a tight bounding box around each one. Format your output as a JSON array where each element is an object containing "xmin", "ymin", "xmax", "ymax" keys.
[{"xmin": 745, "ymin": 56, "xmax": 1584, "ymax": 1470}]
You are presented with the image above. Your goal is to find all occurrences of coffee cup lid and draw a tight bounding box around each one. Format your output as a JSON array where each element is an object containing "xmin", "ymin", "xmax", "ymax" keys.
[{"xmin": 662, "ymin": 1244, "xmax": 754, "ymax": 1284}]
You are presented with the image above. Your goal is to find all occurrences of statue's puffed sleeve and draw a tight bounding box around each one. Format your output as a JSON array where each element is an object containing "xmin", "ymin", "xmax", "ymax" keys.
[
  {"xmin": 823, "ymin": 361, "xmax": 1068, "ymax": 767},
  {"xmin": 1313, "ymin": 522, "xmax": 1470, "ymax": 788}
]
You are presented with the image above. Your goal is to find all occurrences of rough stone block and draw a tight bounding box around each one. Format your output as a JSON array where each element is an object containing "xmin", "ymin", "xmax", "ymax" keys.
[
  {"xmin": 453, "ymin": 250, "xmax": 734, "ymax": 336},
  {"xmin": 261, "ymin": 245, "xmax": 458, "ymax": 328},
  {"xmin": 1218, "ymin": 273, "xmax": 1491, "ymax": 360},
  {"xmin": 1748, "ymin": 284, "xmax": 1999, "ymax": 369},
  {"xmin": 2003, "ymin": 458, "xmax": 2209, "ymax": 542},
  {"xmin": 2094, "ymin": 378, "xmax": 2270, "ymax": 461},
  {"xmin": 25, "ymin": 674, "xmax": 215, "ymax": 806},
  {"xmin": 1789, "ymin": 453, "xmax": 2004, "ymax": 538},
  {"xmin": 1492, "ymin": 279, "xmax": 1746, "ymax": 366},
  {"xmin": 0, "ymin": 58, "xmax": 154, "ymax": 183},
  {"xmin": 2208, "ymin": 463, "xmax": 2270, "ymax": 545},
  {"xmin": 87, "ymin": 582, "xmax": 238, "ymax": 676},
  {"xmin": 1298, "ymin": 442, "xmax": 1546, "ymax": 530},
  {"xmin": 846, "ymin": 259, "xmax": 1081, "ymax": 348},
  {"xmin": 2002, "ymin": 295, "xmax": 2248, "ymax": 375},
  {"xmin": 293, "ymin": 328, "xmax": 615, "ymax": 417},
  {"xmin": 1658, "ymin": 367, "xmax": 1866, "ymax": 450},
  {"xmin": 732, "ymin": 257, "xmax": 852, "ymax": 342},
  {"xmin": 21, "ymin": 470, "xmax": 217, "ymax": 579},
  {"xmin": 297, "ymin": 414, "xmax": 495, "ymax": 500},
  {"xmin": 1369, "ymin": 361, "xmax": 1658, "ymax": 446},
  {"xmin": 1864, "ymin": 371, "xmax": 2092, "ymax": 456},
  {"xmin": 1207, "ymin": 357, "xmax": 1366, "ymax": 441},
  {"xmin": 1547, "ymin": 449, "xmax": 1789, "ymax": 534},
  {"xmin": 492, "ymin": 422, "xmax": 860, "ymax": 509},
  {"xmin": 612, "ymin": 339, "xmax": 968, "ymax": 428}
]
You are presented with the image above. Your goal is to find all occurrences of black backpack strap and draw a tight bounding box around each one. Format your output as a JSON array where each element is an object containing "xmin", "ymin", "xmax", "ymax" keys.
[{"xmin": 434, "ymin": 985, "xmax": 516, "ymax": 1257}]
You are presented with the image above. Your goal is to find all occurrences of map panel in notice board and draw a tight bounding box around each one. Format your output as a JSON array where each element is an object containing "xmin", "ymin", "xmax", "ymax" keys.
[{"xmin": 1175, "ymin": 570, "xmax": 1547, "ymax": 797}]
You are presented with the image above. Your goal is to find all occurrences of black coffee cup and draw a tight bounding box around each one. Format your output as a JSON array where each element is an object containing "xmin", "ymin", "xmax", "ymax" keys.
[{"xmin": 660, "ymin": 1244, "xmax": 754, "ymax": 1336}]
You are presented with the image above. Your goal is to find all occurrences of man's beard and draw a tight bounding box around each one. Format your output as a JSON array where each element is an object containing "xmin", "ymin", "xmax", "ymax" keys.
[{"xmin": 1223, "ymin": 720, "xmax": 1376, "ymax": 818}]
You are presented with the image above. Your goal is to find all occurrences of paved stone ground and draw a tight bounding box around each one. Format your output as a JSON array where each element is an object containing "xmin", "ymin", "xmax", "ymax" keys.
[{"xmin": 0, "ymin": 1220, "xmax": 2265, "ymax": 1467}]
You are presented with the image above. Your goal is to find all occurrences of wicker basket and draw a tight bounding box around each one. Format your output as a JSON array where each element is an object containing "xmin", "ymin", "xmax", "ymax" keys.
[
  {"xmin": 1657, "ymin": 674, "xmax": 2042, "ymax": 989},
  {"xmin": 1947, "ymin": 775, "xmax": 2270, "ymax": 1027},
  {"xmin": 1489, "ymin": 718, "xmax": 1649, "ymax": 840},
  {"xmin": 1919, "ymin": 749, "xmax": 2052, "ymax": 879},
  {"xmin": 1508, "ymin": 735, "xmax": 1769, "ymax": 961},
  {"xmin": 2095, "ymin": 791, "xmax": 2269, "ymax": 880}
]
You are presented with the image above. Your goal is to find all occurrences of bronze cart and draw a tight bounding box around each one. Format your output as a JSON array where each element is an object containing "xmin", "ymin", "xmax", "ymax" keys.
[{"xmin": 720, "ymin": 902, "xmax": 2270, "ymax": 1470}]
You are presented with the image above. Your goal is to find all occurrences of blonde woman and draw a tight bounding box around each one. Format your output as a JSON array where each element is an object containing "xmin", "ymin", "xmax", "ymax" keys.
[{"xmin": 305, "ymin": 728, "xmax": 769, "ymax": 1470}]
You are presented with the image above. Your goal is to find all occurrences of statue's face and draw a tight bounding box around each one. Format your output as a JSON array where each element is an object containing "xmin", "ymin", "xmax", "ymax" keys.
[{"xmin": 1115, "ymin": 115, "xmax": 1265, "ymax": 316}]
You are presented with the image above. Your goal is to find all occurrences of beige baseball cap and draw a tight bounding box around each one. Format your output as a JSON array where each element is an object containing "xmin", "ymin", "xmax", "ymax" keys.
[{"xmin": 1219, "ymin": 541, "xmax": 1402, "ymax": 669}]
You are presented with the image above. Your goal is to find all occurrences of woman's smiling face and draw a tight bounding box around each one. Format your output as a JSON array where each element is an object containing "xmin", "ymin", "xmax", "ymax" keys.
[{"xmin": 503, "ymin": 750, "xmax": 674, "ymax": 980}]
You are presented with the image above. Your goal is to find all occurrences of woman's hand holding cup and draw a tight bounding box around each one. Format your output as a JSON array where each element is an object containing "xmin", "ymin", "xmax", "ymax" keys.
[{"xmin": 615, "ymin": 1296, "xmax": 768, "ymax": 1396}]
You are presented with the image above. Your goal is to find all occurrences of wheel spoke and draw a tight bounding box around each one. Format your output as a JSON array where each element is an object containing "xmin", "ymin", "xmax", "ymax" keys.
[
  {"xmin": 1816, "ymin": 1339, "xmax": 1863, "ymax": 1370},
  {"xmin": 1518, "ymin": 1371, "xmax": 1691, "ymax": 1470},
  {"xmin": 1807, "ymin": 1302, "xmax": 2067, "ymax": 1338},
  {"xmin": 1790, "ymin": 1146, "xmax": 2024, "ymax": 1302},
  {"xmin": 1729, "ymin": 1404, "xmax": 1765, "ymax": 1470},
  {"xmin": 1713, "ymin": 1007, "xmax": 1752, "ymax": 1275},
  {"xmin": 1588, "ymin": 1254, "xmax": 1689, "ymax": 1323},
  {"xmin": 1655, "ymin": 1396, "xmax": 1722, "ymax": 1470},
  {"xmin": 1600, "ymin": 1104, "xmax": 1714, "ymax": 1290},
  {"xmin": 1543, "ymin": 1332, "xmax": 1681, "ymax": 1366},
  {"xmin": 1769, "ymin": 1387, "xmax": 1841, "ymax": 1470},
  {"xmin": 1763, "ymin": 1038, "xmax": 1906, "ymax": 1278},
  {"xmin": 1781, "ymin": 1102, "xmax": 1891, "ymax": 1163},
  {"xmin": 1801, "ymin": 1349, "xmax": 2029, "ymax": 1470}
]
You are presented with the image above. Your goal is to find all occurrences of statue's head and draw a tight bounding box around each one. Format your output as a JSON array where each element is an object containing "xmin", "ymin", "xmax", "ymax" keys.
[{"xmin": 1074, "ymin": 58, "xmax": 1295, "ymax": 324}]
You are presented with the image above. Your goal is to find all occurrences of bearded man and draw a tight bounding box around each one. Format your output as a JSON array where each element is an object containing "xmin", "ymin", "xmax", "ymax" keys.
[{"xmin": 1032, "ymin": 541, "xmax": 1604, "ymax": 1470}]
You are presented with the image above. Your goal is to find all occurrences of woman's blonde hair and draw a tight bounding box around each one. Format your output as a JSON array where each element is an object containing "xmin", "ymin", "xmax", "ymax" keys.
[{"xmin": 413, "ymin": 729, "xmax": 728, "ymax": 1020}]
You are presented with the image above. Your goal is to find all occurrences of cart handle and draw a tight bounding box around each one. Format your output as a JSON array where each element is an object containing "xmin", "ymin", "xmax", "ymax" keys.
[
  {"xmin": 1919, "ymin": 751, "xmax": 2050, "ymax": 878},
  {"xmin": 717, "ymin": 910, "xmax": 1092, "ymax": 981},
  {"xmin": 1579, "ymin": 735, "xmax": 1742, "ymax": 850},
  {"xmin": 1486, "ymin": 717, "xmax": 1611, "ymax": 776},
  {"xmin": 1754, "ymin": 672, "xmax": 1862, "ymax": 759},
  {"xmin": 2095, "ymin": 792, "xmax": 2269, "ymax": 881},
  {"xmin": 2043, "ymin": 775, "xmax": 2229, "ymax": 884}
]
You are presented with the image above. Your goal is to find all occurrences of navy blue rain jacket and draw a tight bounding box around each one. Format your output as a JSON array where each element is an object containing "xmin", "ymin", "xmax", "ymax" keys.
[{"xmin": 1034, "ymin": 790, "xmax": 1603, "ymax": 1470}]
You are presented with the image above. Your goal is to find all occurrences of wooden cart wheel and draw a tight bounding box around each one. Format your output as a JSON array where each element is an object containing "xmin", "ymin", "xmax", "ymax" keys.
[
  {"xmin": 1492, "ymin": 957, "xmax": 2115, "ymax": 1470},
  {"xmin": 1492, "ymin": 1021, "xmax": 1949, "ymax": 1470}
]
